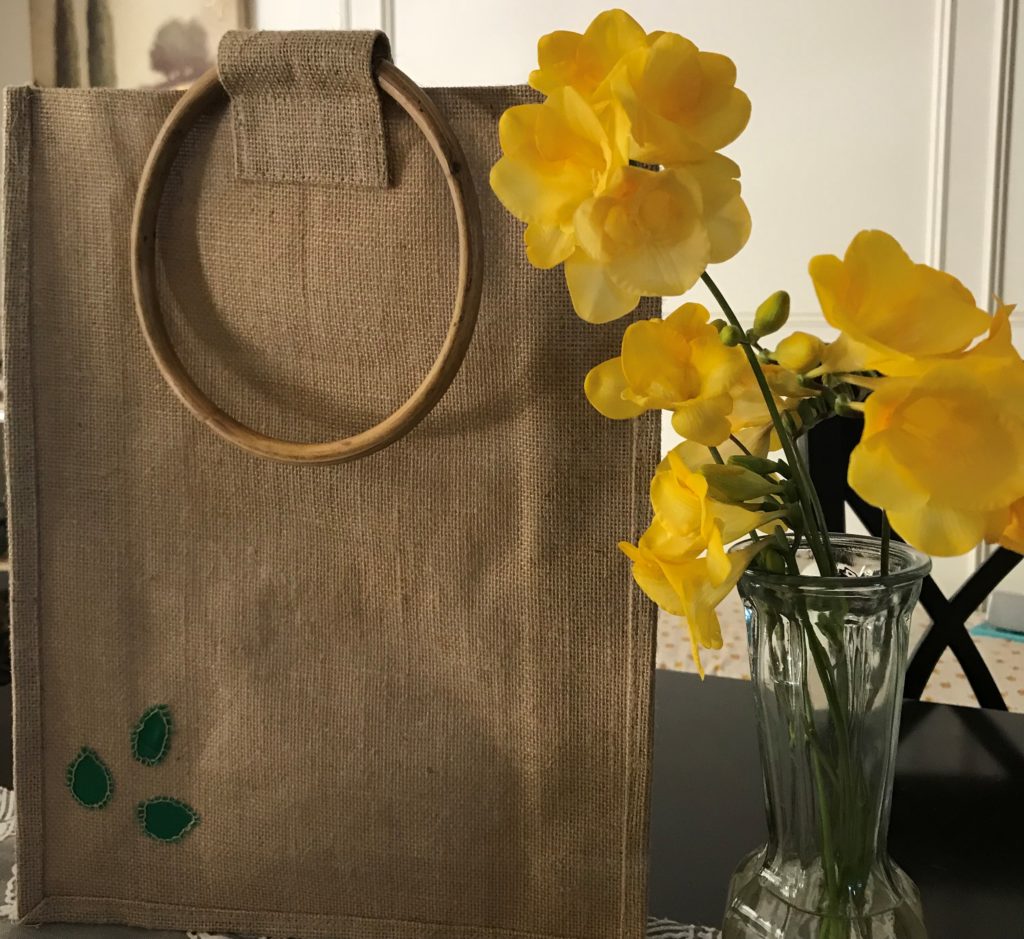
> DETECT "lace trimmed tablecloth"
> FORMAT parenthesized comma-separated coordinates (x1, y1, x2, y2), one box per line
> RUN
(0, 790, 720, 938)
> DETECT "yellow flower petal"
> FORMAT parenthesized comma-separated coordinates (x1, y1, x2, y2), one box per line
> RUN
(686, 156, 751, 264)
(573, 166, 711, 297)
(993, 498, 1024, 554)
(887, 505, 995, 558)
(866, 368, 1022, 510)
(619, 539, 684, 616)
(584, 357, 646, 419)
(817, 333, 872, 374)
(671, 396, 733, 446)
(610, 32, 750, 165)
(704, 523, 732, 586)
(524, 223, 576, 269)
(663, 534, 769, 675)
(648, 483, 705, 559)
(529, 30, 583, 96)
(848, 352, 1024, 557)
(490, 89, 620, 230)
(581, 298, 749, 440)
(688, 51, 752, 153)
(848, 431, 928, 516)
(809, 230, 992, 374)
(564, 247, 640, 322)
(621, 317, 700, 403)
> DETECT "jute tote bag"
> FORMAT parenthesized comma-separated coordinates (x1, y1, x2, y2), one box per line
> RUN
(2, 30, 659, 939)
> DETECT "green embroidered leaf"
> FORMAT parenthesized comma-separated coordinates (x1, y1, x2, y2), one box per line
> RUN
(66, 747, 113, 809)
(137, 797, 199, 842)
(131, 704, 172, 766)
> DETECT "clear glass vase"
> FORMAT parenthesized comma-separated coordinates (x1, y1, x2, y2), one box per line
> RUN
(722, 534, 931, 939)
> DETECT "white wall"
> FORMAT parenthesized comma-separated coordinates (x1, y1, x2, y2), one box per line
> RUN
(253, 0, 345, 30)
(0, 0, 32, 158)
(0, 1, 31, 88)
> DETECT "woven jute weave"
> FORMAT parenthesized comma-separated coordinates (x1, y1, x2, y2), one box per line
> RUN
(2, 31, 658, 939)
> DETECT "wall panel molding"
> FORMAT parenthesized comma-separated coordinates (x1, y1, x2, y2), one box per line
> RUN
(926, 0, 955, 272)
(348, 0, 395, 50)
(987, 0, 1019, 306)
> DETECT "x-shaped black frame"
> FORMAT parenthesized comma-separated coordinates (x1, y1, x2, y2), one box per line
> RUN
(808, 418, 1021, 711)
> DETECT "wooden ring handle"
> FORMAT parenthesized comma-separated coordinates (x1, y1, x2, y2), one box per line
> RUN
(130, 62, 483, 465)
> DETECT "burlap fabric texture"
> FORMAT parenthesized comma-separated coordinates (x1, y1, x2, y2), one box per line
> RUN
(2, 30, 659, 939)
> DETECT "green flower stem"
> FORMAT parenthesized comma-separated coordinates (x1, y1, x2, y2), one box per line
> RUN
(729, 433, 753, 456)
(881, 512, 891, 576)
(779, 545, 873, 929)
(701, 272, 837, 576)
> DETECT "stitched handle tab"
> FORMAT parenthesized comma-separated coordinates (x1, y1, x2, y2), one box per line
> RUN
(217, 30, 392, 187)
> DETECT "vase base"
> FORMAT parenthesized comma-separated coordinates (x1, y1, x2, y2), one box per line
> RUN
(722, 849, 928, 939)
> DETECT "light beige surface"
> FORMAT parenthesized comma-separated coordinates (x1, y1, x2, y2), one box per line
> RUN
(657, 594, 1024, 713)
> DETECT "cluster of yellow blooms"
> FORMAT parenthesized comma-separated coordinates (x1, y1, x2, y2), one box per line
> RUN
(490, 9, 1024, 671)
(490, 9, 751, 323)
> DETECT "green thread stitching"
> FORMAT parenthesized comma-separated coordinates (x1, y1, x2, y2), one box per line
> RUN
(130, 704, 172, 766)
(66, 747, 113, 809)
(136, 796, 200, 843)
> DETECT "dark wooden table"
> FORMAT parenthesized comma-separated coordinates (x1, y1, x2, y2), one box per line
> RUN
(649, 670, 1024, 937)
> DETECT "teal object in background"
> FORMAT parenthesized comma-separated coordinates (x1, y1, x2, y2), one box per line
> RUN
(971, 623, 1024, 643)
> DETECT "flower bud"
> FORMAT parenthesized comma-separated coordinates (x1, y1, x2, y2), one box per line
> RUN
(751, 291, 791, 338)
(719, 324, 745, 347)
(729, 454, 782, 476)
(700, 463, 782, 503)
(798, 398, 825, 425)
(774, 331, 825, 373)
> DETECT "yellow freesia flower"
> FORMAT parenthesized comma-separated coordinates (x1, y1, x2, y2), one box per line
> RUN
(489, 86, 625, 269)
(568, 166, 708, 321)
(584, 301, 747, 444)
(619, 520, 687, 618)
(567, 157, 750, 322)
(608, 30, 751, 165)
(619, 446, 782, 674)
(620, 521, 768, 675)
(848, 333, 1024, 556)
(529, 9, 648, 99)
(652, 449, 784, 548)
(809, 230, 992, 375)
(667, 527, 768, 675)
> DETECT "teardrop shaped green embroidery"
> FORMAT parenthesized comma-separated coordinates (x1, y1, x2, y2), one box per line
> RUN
(66, 747, 113, 809)
(131, 704, 172, 766)
(137, 796, 199, 842)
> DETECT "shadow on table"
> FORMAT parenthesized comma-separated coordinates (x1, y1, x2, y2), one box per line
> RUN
(892, 703, 1024, 935)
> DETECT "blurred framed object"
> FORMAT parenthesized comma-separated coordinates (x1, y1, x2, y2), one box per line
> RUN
(29, 0, 250, 89)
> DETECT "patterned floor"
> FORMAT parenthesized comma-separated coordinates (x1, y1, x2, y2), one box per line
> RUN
(657, 592, 1024, 712)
